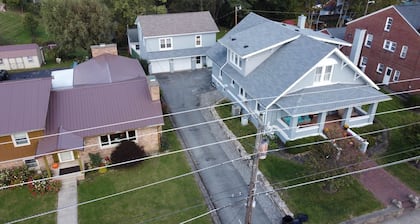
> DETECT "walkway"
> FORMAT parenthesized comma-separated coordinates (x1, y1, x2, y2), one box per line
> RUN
(57, 175, 78, 224)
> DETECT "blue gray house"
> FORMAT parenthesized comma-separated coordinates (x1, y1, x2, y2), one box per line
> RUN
(207, 13, 391, 143)
(128, 11, 219, 74)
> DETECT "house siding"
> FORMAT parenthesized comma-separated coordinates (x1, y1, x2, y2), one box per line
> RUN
(342, 7, 420, 93)
(0, 130, 44, 162)
(145, 33, 215, 52)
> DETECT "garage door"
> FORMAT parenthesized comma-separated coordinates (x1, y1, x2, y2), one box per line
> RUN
(173, 58, 191, 71)
(150, 60, 170, 74)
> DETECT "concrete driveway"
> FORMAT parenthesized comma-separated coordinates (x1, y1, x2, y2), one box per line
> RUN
(156, 69, 284, 223)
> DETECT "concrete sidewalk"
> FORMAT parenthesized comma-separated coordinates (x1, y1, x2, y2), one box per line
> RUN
(57, 176, 78, 224)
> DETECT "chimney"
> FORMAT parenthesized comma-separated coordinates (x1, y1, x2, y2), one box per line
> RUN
(90, 43, 118, 58)
(349, 29, 367, 65)
(147, 75, 160, 101)
(297, 14, 306, 29)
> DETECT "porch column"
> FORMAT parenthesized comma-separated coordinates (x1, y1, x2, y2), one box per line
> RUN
(341, 107, 353, 126)
(317, 112, 327, 133)
(367, 102, 378, 123)
(289, 116, 299, 139)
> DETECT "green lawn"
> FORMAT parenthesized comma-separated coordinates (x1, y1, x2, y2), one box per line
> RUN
(216, 26, 229, 40)
(215, 100, 383, 223)
(0, 187, 57, 223)
(78, 117, 212, 224)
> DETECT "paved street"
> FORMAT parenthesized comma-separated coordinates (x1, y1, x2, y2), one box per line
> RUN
(156, 69, 284, 224)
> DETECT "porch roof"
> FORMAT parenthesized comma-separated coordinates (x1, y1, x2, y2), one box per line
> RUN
(277, 84, 391, 116)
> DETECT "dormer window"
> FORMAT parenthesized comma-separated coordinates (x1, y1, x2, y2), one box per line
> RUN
(229, 50, 242, 69)
(384, 17, 393, 32)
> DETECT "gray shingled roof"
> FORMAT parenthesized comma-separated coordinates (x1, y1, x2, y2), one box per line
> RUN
(0, 43, 39, 58)
(395, 4, 420, 30)
(143, 47, 211, 61)
(0, 78, 51, 136)
(322, 27, 347, 40)
(277, 84, 391, 116)
(136, 11, 219, 37)
(127, 28, 139, 42)
(73, 54, 144, 86)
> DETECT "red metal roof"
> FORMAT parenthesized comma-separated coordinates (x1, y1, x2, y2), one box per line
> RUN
(0, 78, 52, 136)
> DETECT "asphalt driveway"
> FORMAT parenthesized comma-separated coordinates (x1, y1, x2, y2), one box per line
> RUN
(156, 69, 284, 223)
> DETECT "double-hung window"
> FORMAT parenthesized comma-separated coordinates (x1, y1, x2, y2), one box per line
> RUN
(195, 35, 202, 47)
(360, 56, 368, 67)
(314, 65, 333, 84)
(364, 34, 373, 47)
(384, 17, 393, 32)
(100, 130, 136, 147)
(159, 38, 172, 50)
(383, 40, 397, 52)
(229, 50, 242, 69)
(376, 63, 384, 74)
(12, 132, 30, 147)
(400, 45, 408, 59)
(393, 70, 400, 82)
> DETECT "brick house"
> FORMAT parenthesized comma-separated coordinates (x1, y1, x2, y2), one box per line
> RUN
(341, 3, 420, 94)
(34, 44, 164, 176)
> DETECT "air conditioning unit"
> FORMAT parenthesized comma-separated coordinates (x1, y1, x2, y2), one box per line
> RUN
(232, 104, 241, 116)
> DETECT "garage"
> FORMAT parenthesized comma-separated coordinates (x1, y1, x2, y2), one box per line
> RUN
(150, 60, 170, 73)
(173, 58, 191, 71)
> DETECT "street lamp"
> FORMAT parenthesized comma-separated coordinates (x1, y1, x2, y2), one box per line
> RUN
(364, 1, 375, 15)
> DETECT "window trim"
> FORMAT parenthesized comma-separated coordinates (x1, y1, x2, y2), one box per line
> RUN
(195, 35, 202, 47)
(400, 45, 408, 59)
(239, 87, 245, 98)
(383, 39, 397, 52)
(229, 50, 242, 69)
(393, 70, 400, 82)
(11, 132, 30, 147)
(376, 63, 384, 74)
(359, 56, 368, 67)
(384, 17, 393, 32)
(195, 56, 201, 64)
(99, 130, 137, 148)
(364, 34, 373, 48)
(24, 158, 39, 169)
(313, 64, 334, 85)
(231, 79, 235, 87)
(0, 58, 4, 64)
(159, 37, 173, 50)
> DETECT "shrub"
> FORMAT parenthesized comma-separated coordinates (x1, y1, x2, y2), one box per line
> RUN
(111, 141, 146, 168)
(88, 152, 103, 168)
(28, 171, 61, 196)
(0, 166, 33, 188)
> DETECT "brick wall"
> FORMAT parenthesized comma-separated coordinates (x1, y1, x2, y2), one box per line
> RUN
(90, 44, 118, 58)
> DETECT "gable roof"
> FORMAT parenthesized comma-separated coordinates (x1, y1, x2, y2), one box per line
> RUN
(0, 78, 51, 136)
(320, 27, 347, 40)
(135, 11, 219, 37)
(73, 54, 144, 86)
(0, 43, 40, 58)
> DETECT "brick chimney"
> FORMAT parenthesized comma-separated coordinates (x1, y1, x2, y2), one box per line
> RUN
(147, 75, 160, 101)
(90, 43, 118, 58)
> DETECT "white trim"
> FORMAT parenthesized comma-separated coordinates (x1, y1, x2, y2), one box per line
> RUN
(143, 31, 219, 39)
(393, 70, 400, 81)
(384, 17, 393, 32)
(376, 63, 384, 73)
(11, 132, 30, 147)
(364, 34, 373, 48)
(400, 45, 408, 58)
(241, 35, 301, 59)
(195, 35, 202, 47)
(159, 37, 173, 51)
(99, 130, 137, 149)
(58, 151, 75, 163)
(307, 35, 352, 47)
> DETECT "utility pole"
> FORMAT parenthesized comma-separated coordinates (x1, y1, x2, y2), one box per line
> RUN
(364, 1, 375, 16)
(235, 5, 242, 25)
(244, 125, 268, 224)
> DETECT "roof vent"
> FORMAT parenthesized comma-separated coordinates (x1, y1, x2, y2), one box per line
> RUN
(231, 38, 236, 41)
(244, 45, 249, 48)
(99, 43, 106, 47)
(282, 23, 286, 26)
(294, 29, 299, 32)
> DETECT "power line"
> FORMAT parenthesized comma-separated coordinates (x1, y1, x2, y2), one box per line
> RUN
(5, 122, 420, 223)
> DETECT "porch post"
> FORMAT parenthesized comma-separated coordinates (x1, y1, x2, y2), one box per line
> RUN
(341, 107, 353, 126)
(289, 116, 299, 139)
(317, 112, 327, 133)
(367, 102, 378, 123)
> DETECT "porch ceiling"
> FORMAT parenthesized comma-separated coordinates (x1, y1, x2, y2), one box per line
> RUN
(276, 84, 391, 116)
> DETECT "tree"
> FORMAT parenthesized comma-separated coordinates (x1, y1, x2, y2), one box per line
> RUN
(111, 141, 147, 168)
(40, 0, 113, 58)
(23, 13, 38, 42)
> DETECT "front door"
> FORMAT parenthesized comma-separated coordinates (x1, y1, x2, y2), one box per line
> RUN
(382, 67, 393, 85)
(195, 56, 202, 69)
(58, 151, 75, 162)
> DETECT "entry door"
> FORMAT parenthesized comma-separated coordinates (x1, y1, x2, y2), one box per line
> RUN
(382, 67, 393, 85)
(58, 151, 75, 162)
(195, 56, 202, 69)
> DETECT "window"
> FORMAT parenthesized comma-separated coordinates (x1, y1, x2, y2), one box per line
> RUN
(383, 40, 397, 52)
(195, 35, 202, 47)
(159, 38, 172, 50)
(100, 130, 136, 147)
(364, 34, 373, 47)
(400, 45, 408, 59)
(229, 50, 242, 69)
(231, 79, 235, 86)
(384, 17, 393, 32)
(195, 56, 201, 64)
(12, 132, 30, 147)
(393, 70, 400, 82)
(239, 87, 245, 97)
(27, 56, 33, 62)
(314, 65, 333, 84)
(25, 159, 38, 168)
(135, 44, 140, 50)
(0, 58, 3, 64)
(360, 56, 368, 67)
(376, 63, 384, 73)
